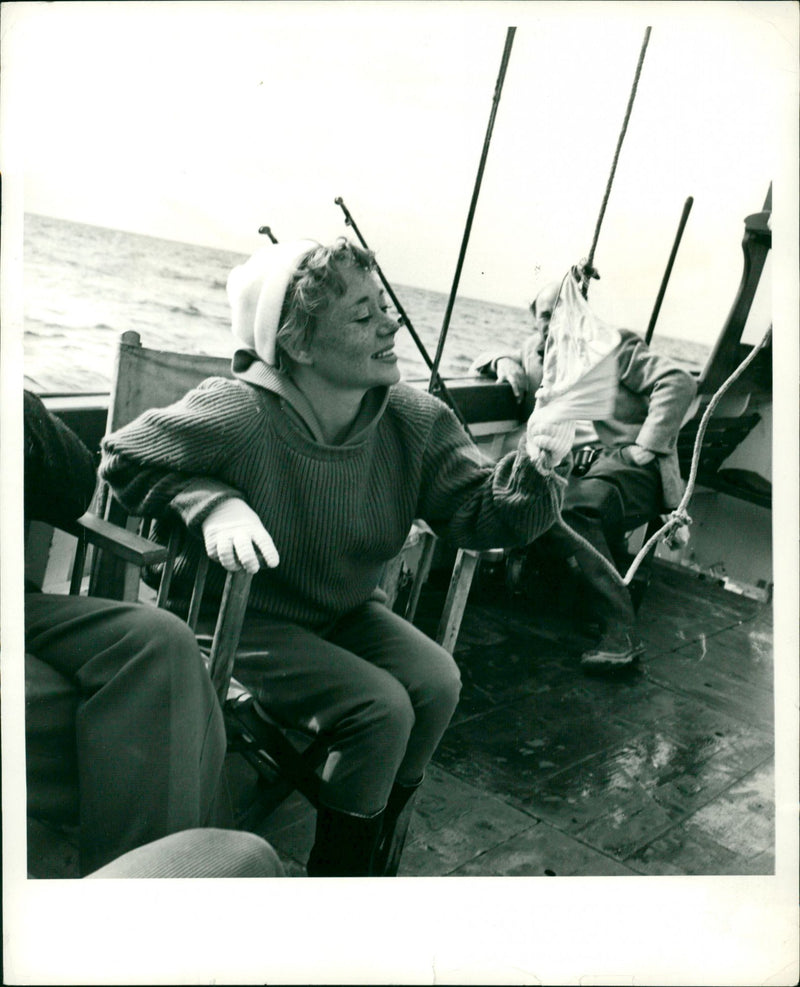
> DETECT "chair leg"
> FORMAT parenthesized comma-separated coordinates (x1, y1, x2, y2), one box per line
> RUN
(224, 696, 323, 808)
(436, 549, 481, 654)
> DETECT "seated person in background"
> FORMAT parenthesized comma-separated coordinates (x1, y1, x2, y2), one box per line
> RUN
(99, 237, 570, 877)
(24, 390, 228, 876)
(471, 272, 697, 671)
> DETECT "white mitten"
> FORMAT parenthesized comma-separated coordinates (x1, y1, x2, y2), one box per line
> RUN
(526, 419, 575, 472)
(201, 498, 279, 574)
(623, 443, 656, 466)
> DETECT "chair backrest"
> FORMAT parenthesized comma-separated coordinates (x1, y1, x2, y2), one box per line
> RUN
(94, 329, 234, 582)
(92, 330, 250, 702)
(107, 329, 233, 433)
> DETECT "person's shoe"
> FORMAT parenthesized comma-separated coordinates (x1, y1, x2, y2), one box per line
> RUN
(580, 629, 644, 672)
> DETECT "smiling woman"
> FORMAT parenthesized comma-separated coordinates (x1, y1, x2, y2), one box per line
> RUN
(97, 234, 573, 878)
(277, 240, 402, 441)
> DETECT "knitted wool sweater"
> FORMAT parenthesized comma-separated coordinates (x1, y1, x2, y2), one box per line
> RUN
(25, 390, 97, 528)
(100, 364, 565, 630)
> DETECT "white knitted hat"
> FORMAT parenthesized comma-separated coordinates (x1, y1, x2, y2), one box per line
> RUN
(227, 240, 318, 365)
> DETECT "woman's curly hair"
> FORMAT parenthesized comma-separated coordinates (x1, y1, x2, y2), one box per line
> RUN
(275, 237, 375, 366)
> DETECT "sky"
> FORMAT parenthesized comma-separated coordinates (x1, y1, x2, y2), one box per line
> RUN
(2, 0, 797, 348)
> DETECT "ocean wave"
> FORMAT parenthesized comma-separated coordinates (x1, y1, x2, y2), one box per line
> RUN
(23, 215, 711, 393)
(169, 303, 203, 317)
(160, 267, 206, 284)
(24, 319, 68, 338)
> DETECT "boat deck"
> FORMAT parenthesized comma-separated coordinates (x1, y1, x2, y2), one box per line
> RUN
(257, 560, 774, 877)
(26, 557, 774, 879)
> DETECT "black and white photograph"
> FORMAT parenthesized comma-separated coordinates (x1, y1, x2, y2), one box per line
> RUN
(2, 1, 797, 984)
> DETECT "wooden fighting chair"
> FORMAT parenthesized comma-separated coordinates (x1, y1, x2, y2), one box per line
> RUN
(26, 332, 439, 872)
(81, 330, 325, 826)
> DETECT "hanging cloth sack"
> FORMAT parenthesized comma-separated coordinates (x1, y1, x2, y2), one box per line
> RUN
(526, 273, 621, 471)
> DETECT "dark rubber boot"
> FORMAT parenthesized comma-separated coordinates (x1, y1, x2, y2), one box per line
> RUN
(306, 804, 384, 877)
(373, 779, 422, 877)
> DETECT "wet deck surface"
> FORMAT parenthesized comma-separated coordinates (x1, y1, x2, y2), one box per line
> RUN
(258, 561, 774, 877)
(27, 559, 774, 879)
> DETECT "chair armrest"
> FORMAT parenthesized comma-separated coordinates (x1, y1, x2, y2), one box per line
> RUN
(61, 513, 169, 567)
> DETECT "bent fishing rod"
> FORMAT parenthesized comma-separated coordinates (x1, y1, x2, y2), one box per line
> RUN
(334, 196, 473, 437)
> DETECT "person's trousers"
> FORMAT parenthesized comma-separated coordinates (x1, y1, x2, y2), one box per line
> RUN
(210, 601, 462, 817)
(544, 448, 662, 631)
(87, 828, 283, 879)
(25, 593, 227, 876)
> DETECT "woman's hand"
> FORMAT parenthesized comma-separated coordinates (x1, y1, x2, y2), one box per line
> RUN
(202, 498, 279, 574)
(495, 357, 529, 403)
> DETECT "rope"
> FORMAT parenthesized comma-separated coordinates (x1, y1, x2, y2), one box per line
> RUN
(582, 26, 651, 299)
(535, 324, 773, 589)
(620, 324, 772, 585)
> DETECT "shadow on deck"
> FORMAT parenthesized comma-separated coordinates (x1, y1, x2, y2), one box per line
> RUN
(257, 561, 774, 878)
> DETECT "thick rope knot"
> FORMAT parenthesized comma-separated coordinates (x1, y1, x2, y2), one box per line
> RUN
(667, 508, 692, 529)
(527, 420, 576, 476)
(661, 508, 692, 551)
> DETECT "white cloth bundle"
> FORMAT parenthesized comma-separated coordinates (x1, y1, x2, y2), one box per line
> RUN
(526, 274, 621, 466)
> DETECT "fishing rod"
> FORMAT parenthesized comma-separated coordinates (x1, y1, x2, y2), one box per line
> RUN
(334, 196, 474, 436)
(645, 195, 693, 345)
(428, 26, 516, 393)
(581, 25, 652, 299)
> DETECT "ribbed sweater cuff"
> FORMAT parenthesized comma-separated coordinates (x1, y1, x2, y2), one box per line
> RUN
(170, 477, 246, 530)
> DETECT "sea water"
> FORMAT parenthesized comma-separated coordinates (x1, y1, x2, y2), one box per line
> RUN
(22, 213, 710, 394)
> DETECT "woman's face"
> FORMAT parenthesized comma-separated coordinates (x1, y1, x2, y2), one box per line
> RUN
(306, 264, 401, 391)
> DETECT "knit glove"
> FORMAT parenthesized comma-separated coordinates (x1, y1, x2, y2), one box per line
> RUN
(622, 443, 656, 466)
(201, 498, 279, 574)
(526, 419, 575, 473)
